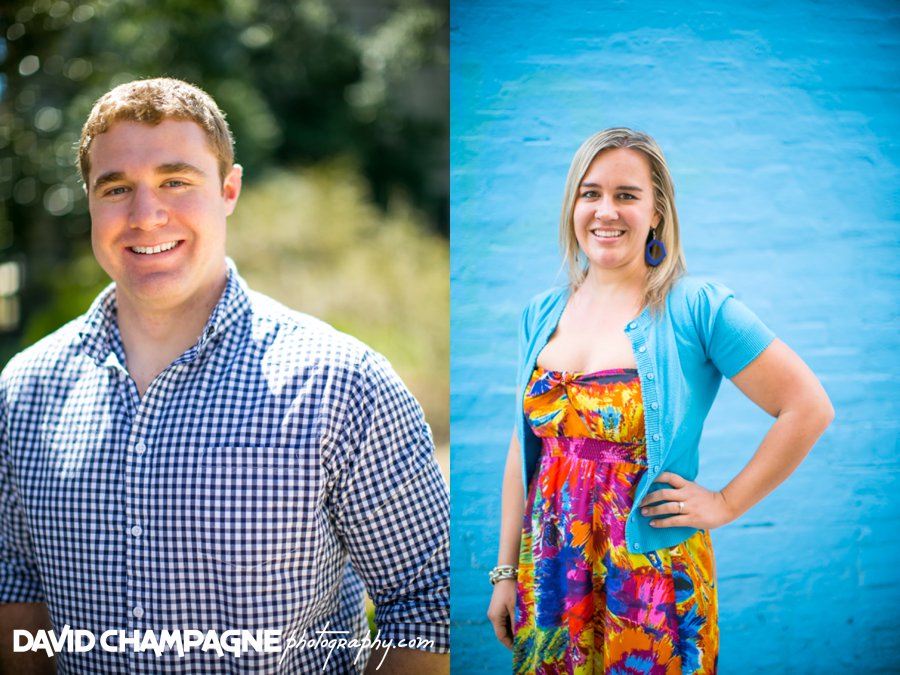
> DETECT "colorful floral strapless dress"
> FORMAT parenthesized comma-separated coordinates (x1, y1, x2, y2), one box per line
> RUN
(513, 367, 718, 674)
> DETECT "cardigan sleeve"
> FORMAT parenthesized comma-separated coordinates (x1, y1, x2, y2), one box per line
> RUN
(514, 299, 534, 446)
(517, 301, 531, 378)
(690, 280, 776, 379)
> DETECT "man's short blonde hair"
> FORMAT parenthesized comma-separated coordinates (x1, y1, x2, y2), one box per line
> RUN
(79, 77, 234, 186)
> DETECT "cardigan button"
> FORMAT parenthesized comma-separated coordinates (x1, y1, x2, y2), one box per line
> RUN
(647, 373, 655, 380)
(632, 542, 641, 552)
(651, 402, 659, 410)
(653, 433, 660, 441)
(628, 322, 637, 330)
(638, 346, 647, 353)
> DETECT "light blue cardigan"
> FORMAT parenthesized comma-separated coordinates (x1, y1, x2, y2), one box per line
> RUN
(516, 276, 776, 553)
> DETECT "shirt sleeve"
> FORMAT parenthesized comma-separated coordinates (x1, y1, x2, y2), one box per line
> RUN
(323, 350, 449, 653)
(691, 280, 777, 379)
(0, 383, 46, 603)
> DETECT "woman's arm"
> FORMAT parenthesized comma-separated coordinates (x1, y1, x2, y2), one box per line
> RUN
(639, 338, 834, 528)
(486, 431, 524, 649)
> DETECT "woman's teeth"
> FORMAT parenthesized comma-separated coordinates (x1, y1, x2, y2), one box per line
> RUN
(592, 230, 623, 238)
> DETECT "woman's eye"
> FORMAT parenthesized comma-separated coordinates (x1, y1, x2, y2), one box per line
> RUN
(581, 190, 599, 199)
(618, 193, 637, 200)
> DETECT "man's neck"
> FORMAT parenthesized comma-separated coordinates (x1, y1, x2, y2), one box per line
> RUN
(116, 279, 226, 396)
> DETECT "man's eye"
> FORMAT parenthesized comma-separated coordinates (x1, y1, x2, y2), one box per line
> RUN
(104, 186, 128, 197)
(164, 179, 186, 188)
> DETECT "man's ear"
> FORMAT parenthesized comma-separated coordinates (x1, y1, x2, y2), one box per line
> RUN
(223, 164, 243, 215)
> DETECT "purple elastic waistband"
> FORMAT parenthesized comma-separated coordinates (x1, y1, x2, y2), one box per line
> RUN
(541, 436, 646, 466)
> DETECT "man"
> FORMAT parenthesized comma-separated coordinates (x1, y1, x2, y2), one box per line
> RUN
(0, 78, 449, 674)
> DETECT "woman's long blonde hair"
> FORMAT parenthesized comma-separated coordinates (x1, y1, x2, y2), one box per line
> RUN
(559, 128, 686, 313)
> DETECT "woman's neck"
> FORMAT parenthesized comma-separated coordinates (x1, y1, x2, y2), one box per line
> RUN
(578, 264, 646, 309)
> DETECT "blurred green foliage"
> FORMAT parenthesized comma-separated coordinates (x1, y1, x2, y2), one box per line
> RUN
(0, 0, 448, 371)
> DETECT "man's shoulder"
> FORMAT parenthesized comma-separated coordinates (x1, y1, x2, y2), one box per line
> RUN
(244, 290, 377, 371)
(1, 315, 88, 387)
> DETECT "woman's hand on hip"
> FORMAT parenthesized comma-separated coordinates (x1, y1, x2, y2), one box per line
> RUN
(487, 579, 517, 650)
(638, 471, 737, 530)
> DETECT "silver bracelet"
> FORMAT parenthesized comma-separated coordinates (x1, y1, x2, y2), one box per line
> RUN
(489, 564, 518, 585)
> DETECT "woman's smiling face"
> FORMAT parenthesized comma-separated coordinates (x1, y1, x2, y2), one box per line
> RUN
(572, 147, 660, 275)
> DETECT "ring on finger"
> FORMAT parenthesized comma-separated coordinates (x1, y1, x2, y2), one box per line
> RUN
(677, 501, 684, 513)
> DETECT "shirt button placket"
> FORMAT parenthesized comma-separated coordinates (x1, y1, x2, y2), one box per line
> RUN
(126, 433, 147, 632)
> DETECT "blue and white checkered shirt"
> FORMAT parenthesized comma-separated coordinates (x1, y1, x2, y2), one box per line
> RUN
(0, 264, 449, 673)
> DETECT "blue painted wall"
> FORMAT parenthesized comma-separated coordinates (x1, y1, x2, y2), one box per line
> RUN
(449, 1, 900, 673)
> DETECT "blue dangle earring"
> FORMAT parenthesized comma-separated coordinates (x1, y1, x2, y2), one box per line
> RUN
(645, 228, 666, 267)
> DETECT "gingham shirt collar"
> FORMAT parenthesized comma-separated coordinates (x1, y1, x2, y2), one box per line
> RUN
(77, 260, 250, 368)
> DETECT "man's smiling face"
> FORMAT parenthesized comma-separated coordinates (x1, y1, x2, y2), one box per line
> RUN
(87, 118, 241, 316)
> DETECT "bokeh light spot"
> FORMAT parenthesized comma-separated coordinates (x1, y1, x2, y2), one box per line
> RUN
(64, 58, 92, 81)
(35, 107, 62, 133)
(6, 24, 25, 41)
(72, 4, 94, 22)
(13, 178, 37, 205)
(19, 55, 40, 77)
(44, 184, 74, 216)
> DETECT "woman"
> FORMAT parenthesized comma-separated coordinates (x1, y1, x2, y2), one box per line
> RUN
(486, 128, 834, 673)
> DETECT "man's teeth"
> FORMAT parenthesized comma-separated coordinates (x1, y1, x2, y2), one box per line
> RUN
(592, 230, 624, 238)
(131, 242, 178, 254)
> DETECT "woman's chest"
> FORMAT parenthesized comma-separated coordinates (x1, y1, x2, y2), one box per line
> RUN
(536, 316, 637, 372)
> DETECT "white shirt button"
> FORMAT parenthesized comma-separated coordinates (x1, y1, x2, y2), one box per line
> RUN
(133, 442, 146, 455)
(132, 606, 144, 619)
(651, 402, 659, 410)
(131, 525, 143, 537)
